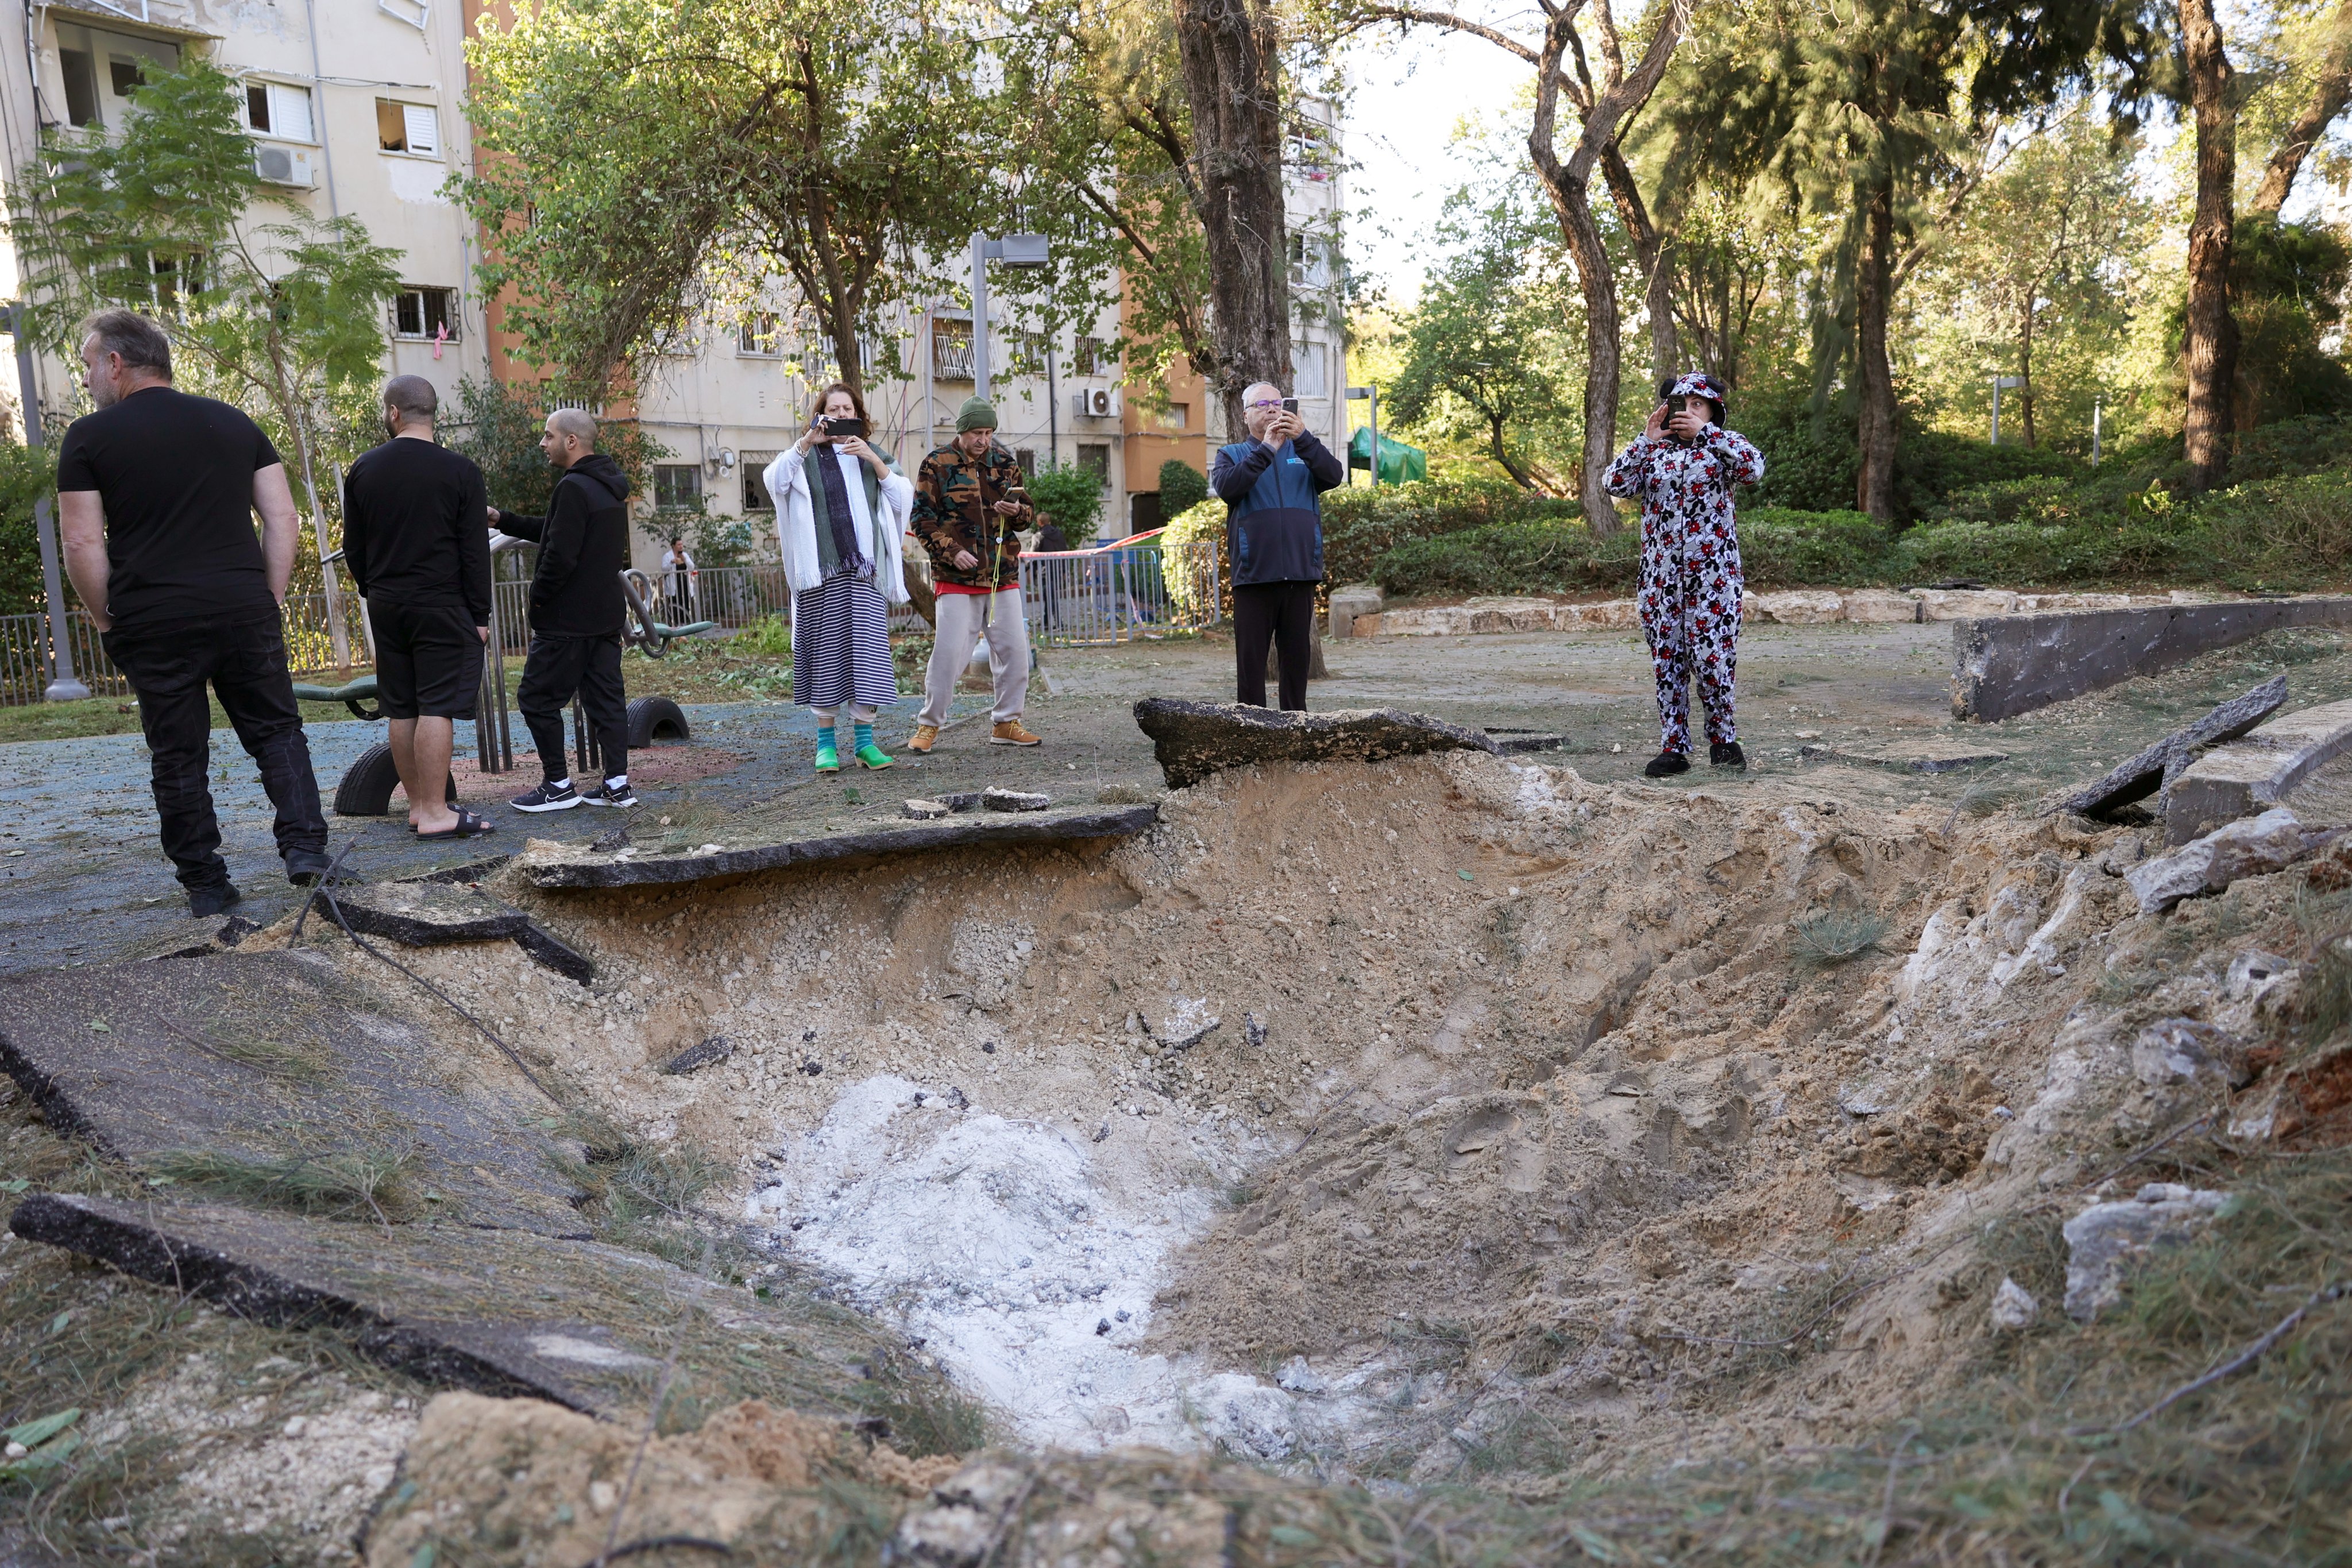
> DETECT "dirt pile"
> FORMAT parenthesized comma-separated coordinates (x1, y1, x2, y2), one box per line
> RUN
(361, 1392, 957, 1565)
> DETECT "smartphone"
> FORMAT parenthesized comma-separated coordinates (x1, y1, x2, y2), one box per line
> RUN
(1663, 394, 1689, 414)
(820, 416, 867, 438)
(1280, 397, 1299, 414)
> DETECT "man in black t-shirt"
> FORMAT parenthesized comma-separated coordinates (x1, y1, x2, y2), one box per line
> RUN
(56, 310, 332, 916)
(343, 376, 495, 840)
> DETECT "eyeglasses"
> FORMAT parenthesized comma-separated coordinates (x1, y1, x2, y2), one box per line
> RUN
(1245, 399, 1284, 410)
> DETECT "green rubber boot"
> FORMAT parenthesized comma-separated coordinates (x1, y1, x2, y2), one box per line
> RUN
(814, 728, 840, 772)
(856, 743, 894, 770)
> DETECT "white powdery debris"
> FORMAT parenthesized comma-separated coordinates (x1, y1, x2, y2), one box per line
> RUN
(748, 1075, 1303, 1455)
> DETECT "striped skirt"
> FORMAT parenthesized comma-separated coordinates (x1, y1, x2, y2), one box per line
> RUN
(791, 573, 898, 710)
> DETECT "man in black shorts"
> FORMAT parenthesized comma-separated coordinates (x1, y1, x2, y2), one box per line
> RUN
(342, 375, 495, 839)
(56, 310, 333, 914)
(486, 407, 637, 811)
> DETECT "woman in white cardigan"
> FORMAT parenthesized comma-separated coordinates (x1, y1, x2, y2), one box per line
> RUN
(764, 382, 914, 771)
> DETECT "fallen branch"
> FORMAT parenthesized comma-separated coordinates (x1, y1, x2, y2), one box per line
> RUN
(2096, 1281, 2349, 1435)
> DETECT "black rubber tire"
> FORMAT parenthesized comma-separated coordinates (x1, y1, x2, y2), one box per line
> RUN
(331, 742, 458, 816)
(627, 694, 691, 749)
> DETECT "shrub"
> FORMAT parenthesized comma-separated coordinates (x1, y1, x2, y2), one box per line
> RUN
(1322, 472, 1579, 588)
(1157, 458, 1208, 516)
(1027, 463, 1106, 542)
(0, 439, 57, 615)
(1372, 519, 1631, 598)
(1739, 508, 1894, 587)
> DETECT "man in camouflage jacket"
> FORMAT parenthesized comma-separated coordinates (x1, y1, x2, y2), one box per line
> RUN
(907, 396, 1042, 751)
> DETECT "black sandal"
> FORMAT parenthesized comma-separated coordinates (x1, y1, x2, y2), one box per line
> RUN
(416, 808, 497, 840)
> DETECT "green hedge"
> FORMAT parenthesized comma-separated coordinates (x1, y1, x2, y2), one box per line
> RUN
(1321, 473, 1578, 588)
(1365, 468, 2352, 598)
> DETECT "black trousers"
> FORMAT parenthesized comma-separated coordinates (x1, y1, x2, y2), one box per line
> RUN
(103, 611, 329, 890)
(517, 634, 627, 785)
(1234, 580, 1316, 712)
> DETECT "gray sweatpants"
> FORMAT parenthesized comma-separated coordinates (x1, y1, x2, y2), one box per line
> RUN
(918, 588, 1029, 727)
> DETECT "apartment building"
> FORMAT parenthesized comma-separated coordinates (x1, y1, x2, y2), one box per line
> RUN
(1, 2, 1346, 569)
(0, 0, 492, 438)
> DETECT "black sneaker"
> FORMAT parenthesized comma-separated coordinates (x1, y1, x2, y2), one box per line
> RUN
(187, 882, 242, 918)
(581, 780, 639, 809)
(283, 849, 355, 887)
(509, 779, 581, 813)
(1709, 741, 1747, 768)
(1643, 751, 1691, 778)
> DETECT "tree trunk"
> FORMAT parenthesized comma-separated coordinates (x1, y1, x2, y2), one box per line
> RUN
(2018, 302, 2037, 449)
(1600, 146, 1681, 384)
(2250, 0, 2351, 217)
(2180, 0, 2238, 492)
(1173, 0, 1291, 436)
(1852, 174, 1898, 523)
(1550, 183, 1628, 538)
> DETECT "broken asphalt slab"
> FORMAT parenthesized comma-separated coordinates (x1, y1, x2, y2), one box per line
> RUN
(1132, 699, 1500, 789)
(0, 952, 586, 1234)
(2050, 675, 2289, 820)
(322, 882, 596, 983)
(512, 803, 1159, 889)
(2166, 696, 2352, 844)
(6, 1193, 876, 1423)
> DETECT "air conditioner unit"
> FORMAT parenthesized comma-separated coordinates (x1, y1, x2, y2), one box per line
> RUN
(253, 144, 316, 187)
(1075, 387, 1117, 419)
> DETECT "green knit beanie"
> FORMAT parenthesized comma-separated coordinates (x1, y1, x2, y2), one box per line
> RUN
(955, 396, 998, 432)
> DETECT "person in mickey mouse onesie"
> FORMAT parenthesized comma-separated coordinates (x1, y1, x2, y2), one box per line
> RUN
(1603, 371, 1765, 777)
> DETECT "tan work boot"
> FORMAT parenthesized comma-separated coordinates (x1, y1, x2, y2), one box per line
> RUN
(991, 719, 1042, 746)
(906, 724, 940, 754)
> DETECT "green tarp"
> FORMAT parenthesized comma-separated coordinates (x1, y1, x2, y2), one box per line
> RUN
(1347, 426, 1428, 485)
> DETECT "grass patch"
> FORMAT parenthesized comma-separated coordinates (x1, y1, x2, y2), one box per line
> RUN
(147, 1146, 422, 1224)
(1789, 908, 1891, 967)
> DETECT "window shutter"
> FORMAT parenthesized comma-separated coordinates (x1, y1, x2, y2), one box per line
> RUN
(401, 103, 438, 157)
(269, 83, 314, 142)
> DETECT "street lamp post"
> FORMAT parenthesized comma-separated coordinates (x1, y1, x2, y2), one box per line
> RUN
(1346, 384, 1378, 488)
(968, 231, 1051, 404)
(1990, 374, 2024, 446)
(6, 303, 90, 701)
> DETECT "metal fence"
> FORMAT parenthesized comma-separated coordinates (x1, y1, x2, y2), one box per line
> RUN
(0, 587, 362, 708)
(1020, 537, 1221, 647)
(2, 540, 1222, 705)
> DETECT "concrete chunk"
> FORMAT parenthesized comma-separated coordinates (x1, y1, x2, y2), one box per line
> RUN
(1133, 699, 1500, 789)
(2124, 807, 2312, 915)
(1327, 583, 1382, 640)
(2166, 697, 2352, 844)
(1828, 738, 2010, 773)
(5, 1194, 864, 1423)
(1952, 597, 2352, 722)
(0, 952, 586, 1234)
(2049, 675, 2288, 820)
(2062, 1183, 2227, 1320)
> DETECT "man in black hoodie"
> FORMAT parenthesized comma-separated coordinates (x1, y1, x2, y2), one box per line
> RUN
(487, 408, 637, 811)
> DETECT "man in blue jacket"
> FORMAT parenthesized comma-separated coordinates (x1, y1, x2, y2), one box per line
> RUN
(1208, 383, 1345, 710)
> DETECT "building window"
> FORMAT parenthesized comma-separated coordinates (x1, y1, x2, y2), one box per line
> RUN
(390, 286, 457, 341)
(377, 99, 439, 157)
(1072, 335, 1114, 376)
(244, 80, 315, 141)
(59, 48, 100, 126)
(741, 453, 779, 513)
(1292, 345, 1328, 398)
(1014, 447, 1037, 476)
(148, 250, 202, 308)
(1076, 443, 1110, 484)
(108, 58, 145, 98)
(737, 313, 781, 357)
(652, 465, 702, 512)
(1152, 404, 1188, 432)
(932, 318, 973, 381)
